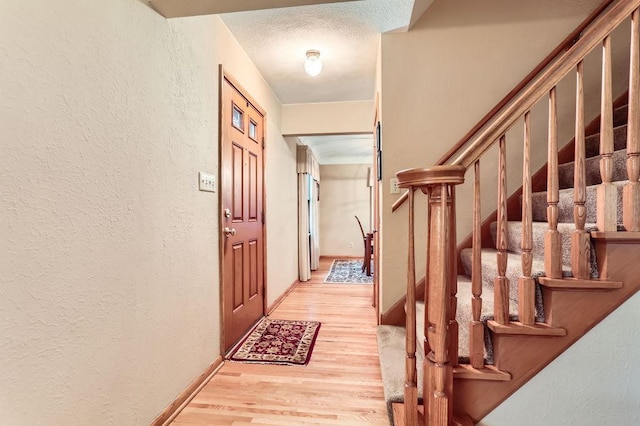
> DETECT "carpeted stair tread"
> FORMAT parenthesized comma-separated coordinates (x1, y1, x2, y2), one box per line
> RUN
(415, 278, 478, 362)
(613, 104, 628, 127)
(531, 180, 626, 223)
(538, 275, 622, 290)
(489, 221, 594, 268)
(454, 275, 517, 361)
(376, 325, 424, 422)
(460, 248, 570, 304)
(584, 123, 628, 158)
(419, 276, 502, 362)
(557, 148, 627, 189)
(378, 103, 631, 421)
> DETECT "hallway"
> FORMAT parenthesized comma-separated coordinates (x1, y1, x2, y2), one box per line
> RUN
(171, 257, 389, 425)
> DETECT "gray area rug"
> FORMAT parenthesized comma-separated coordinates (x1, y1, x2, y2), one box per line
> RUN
(324, 259, 373, 284)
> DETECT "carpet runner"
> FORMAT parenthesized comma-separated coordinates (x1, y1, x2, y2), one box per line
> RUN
(324, 259, 373, 284)
(228, 318, 321, 366)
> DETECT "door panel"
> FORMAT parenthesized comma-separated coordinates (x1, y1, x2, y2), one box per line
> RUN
(232, 243, 244, 309)
(232, 143, 244, 222)
(249, 152, 258, 221)
(249, 239, 258, 298)
(221, 76, 265, 351)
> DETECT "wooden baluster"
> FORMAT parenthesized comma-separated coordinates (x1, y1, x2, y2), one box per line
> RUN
(470, 160, 484, 368)
(422, 188, 431, 426)
(519, 112, 535, 325)
(546, 87, 563, 278)
(448, 186, 459, 368)
(598, 35, 618, 232)
(424, 188, 431, 358)
(625, 8, 640, 231)
(404, 188, 418, 425)
(572, 61, 591, 279)
(494, 135, 510, 324)
(426, 184, 453, 426)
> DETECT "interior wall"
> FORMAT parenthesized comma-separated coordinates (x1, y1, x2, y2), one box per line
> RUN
(265, 136, 299, 303)
(0, 0, 297, 424)
(479, 292, 640, 425)
(281, 100, 375, 135)
(379, 0, 606, 312)
(319, 164, 372, 257)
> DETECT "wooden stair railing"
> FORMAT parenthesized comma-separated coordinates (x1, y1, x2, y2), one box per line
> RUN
(545, 87, 563, 278)
(449, 1, 640, 169)
(519, 111, 535, 326)
(391, 0, 617, 214)
(404, 187, 417, 425)
(572, 60, 591, 280)
(394, 0, 640, 423)
(397, 166, 466, 426)
(493, 136, 510, 325)
(469, 160, 484, 369)
(598, 34, 618, 232)
(625, 8, 640, 231)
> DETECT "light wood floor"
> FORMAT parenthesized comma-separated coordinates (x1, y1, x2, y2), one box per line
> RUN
(171, 257, 389, 425)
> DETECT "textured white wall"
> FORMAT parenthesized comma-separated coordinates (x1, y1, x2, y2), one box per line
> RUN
(265, 134, 299, 303)
(319, 164, 372, 257)
(0, 0, 297, 424)
(480, 292, 640, 425)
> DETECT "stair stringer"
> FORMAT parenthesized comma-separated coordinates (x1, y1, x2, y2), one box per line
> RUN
(452, 234, 640, 423)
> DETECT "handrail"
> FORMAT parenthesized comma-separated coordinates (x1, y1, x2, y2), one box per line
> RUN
(399, 2, 640, 423)
(391, 0, 615, 213)
(437, 0, 615, 166)
(391, 189, 410, 212)
(452, 0, 639, 169)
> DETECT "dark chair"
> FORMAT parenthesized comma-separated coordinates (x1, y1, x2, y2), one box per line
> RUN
(355, 215, 374, 276)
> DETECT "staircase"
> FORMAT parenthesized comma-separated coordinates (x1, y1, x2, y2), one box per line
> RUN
(377, 1, 640, 424)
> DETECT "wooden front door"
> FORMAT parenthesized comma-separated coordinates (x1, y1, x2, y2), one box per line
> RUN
(221, 74, 265, 352)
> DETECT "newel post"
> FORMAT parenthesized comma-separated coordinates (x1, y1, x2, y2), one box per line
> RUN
(397, 165, 465, 426)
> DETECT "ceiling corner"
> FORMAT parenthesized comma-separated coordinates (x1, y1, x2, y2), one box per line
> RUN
(408, 0, 435, 30)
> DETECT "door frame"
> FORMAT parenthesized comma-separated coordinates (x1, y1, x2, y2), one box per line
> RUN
(218, 66, 268, 354)
(372, 93, 380, 322)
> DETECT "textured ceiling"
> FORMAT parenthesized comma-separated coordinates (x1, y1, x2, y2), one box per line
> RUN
(296, 134, 373, 164)
(149, 0, 360, 18)
(221, 0, 415, 104)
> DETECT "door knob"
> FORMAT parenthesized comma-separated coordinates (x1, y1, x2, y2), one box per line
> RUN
(224, 227, 237, 237)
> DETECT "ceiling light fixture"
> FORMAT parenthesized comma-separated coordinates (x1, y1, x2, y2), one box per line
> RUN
(304, 50, 322, 77)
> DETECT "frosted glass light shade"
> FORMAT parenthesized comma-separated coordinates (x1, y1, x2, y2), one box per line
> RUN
(304, 50, 322, 76)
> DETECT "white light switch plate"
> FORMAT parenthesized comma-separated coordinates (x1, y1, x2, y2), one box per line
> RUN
(390, 177, 400, 194)
(199, 172, 216, 193)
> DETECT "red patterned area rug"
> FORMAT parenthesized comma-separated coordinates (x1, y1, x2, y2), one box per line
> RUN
(228, 318, 321, 366)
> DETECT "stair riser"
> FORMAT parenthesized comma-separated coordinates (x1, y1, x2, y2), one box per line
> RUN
(532, 182, 625, 224)
(557, 149, 627, 189)
(490, 222, 576, 267)
(460, 248, 559, 307)
(584, 124, 627, 159)
(612, 104, 628, 127)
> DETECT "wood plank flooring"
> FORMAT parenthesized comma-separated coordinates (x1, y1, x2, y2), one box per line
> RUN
(171, 257, 389, 425)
